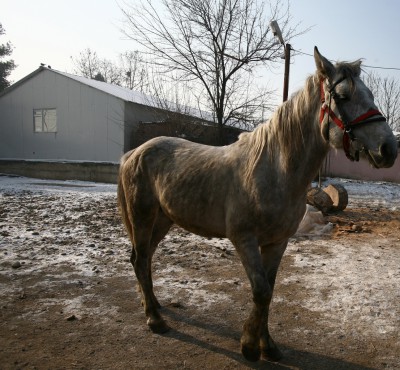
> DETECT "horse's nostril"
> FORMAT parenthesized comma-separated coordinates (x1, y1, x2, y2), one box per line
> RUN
(380, 141, 397, 157)
(379, 140, 398, 166)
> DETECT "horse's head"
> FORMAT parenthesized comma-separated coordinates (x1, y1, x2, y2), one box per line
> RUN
(315, 47, 398, 168)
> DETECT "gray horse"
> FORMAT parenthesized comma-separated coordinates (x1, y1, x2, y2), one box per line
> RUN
(118, 47, 397, 362)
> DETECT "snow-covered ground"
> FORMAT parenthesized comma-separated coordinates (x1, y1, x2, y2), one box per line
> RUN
(0, 175, 116, 194)
(0, 174, 399, 280)
(322, 177, 400, 211)
(0, 174, 399, 366)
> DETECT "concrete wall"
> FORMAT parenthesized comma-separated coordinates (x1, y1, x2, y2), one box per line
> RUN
(0, 69, 125, 162)
(323, 149, 400, 183)
(0, 160, 119, 184)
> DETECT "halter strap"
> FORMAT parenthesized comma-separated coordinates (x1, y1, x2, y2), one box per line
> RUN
(319, 78, 386, 161)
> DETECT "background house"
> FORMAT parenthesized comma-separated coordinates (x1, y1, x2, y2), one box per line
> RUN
(0, 66, 195, 162)
(0, 66, 241, 182)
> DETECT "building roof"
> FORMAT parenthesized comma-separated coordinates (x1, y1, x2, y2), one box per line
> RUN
(0, 66, 211, 120)
(57, 68, 166, 107)
(1, 66, 159, 106)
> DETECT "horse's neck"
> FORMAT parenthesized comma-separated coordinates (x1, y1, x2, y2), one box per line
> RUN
(265, 77, 328, 188)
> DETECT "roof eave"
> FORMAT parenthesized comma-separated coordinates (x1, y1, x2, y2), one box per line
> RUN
(0, 66, 48, 98)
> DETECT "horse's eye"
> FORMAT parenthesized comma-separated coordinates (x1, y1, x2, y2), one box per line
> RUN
(338, 95, 349, 101)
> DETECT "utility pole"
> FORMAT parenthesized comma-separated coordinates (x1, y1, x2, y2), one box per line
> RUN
(270, 20, 291, 102)
(283, 43, 291, 102)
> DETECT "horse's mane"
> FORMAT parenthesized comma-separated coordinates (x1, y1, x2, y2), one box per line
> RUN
(239, 73, 322, 182)
(239, 60, 362, 185)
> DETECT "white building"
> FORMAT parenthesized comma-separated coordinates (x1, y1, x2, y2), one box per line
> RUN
(0, 66, 179, 163)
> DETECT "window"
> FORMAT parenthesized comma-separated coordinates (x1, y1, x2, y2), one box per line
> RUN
(34, 109, 57, 132)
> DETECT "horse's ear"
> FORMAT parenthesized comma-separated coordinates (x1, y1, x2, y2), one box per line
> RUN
(350, 60, 362, 77)
(314, 46, 335, 80)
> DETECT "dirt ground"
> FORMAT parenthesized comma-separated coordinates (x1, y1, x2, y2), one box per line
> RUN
(0, 177, 399, 369)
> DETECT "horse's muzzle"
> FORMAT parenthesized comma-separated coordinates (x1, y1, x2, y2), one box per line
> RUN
(366, 139, 398, 168)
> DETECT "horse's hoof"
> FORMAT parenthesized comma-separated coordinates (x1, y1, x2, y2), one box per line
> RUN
(241, 344, 261, 362)
(261, 346, 283, 362)
(147, 318, 170, 334)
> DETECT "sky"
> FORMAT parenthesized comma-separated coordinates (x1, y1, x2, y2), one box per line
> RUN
(2, 0, 400, 100)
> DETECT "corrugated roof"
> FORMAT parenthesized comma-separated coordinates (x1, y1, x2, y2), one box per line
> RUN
(45, 67, 160, 107)
(1, 66, 211, 120)
(56, 68, 217, 120)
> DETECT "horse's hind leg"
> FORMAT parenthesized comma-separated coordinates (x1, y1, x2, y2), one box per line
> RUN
(259, 241, 288, 361)
(231, 235, 269, 362)
(146, 210, 173, 309)
(131, 211, 171, 309)
(132, 207, 172, 334)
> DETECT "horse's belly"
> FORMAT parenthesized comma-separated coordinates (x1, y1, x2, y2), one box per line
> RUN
(160, 200, 227, 239)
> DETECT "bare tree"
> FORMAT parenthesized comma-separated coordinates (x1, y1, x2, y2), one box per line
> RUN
(98, 58, 122, 85)
(71, 48, 122, 85)
(364, 71, 400, 131)
(71, 48, 99, 79)
(120, 0, 302, 140)
(119, 51, 148, 90)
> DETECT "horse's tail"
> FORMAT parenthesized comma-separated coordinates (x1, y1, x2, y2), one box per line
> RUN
(117, 150, 135, 245)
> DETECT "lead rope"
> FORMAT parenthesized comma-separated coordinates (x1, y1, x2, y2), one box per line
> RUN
(318, 85, 332, 188)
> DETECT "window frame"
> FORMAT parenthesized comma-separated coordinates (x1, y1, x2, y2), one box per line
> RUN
(33, 108, 57, 133)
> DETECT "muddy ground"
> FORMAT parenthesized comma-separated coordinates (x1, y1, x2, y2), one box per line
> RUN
(0, 176, 399, 369)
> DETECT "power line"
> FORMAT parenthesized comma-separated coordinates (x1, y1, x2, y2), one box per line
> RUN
(292, 48, 400, 72)
(363, 65, 400, 71)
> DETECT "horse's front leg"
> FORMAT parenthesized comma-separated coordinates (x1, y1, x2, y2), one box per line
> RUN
(259, 241, 288, 361)
(232, 235, 270, 362)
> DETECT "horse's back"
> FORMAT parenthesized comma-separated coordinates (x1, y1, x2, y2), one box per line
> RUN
(120, 136, 239, 237)
(123, 136, 230, 177)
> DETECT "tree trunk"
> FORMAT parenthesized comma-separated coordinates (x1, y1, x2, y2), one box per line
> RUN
(323, 184, 348, 212)
(306, 187, 333, 214)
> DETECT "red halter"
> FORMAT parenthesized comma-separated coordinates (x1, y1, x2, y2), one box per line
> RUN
(319, 78, 386, 161)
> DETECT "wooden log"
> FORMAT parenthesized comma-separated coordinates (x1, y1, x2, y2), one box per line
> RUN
(306, 187, 333, 214)
(323, 184, 348, 212)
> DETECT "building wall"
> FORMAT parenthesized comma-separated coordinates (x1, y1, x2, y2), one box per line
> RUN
(123, 102, 167, 152)
(323, 148, 400, 183)
(0, 69, 125, 162)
